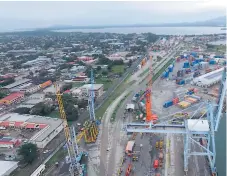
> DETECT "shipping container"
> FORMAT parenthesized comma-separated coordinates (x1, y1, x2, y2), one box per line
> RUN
(189, 95, 201, 101)
(153, 160, 159, 169)
(163, 100, 173, 108)
(183, 62, 190, 68)
(185, 97, 197, 104)
(177, 80, 185, 85)
(172, 97, 179, 105)
(209, 60, 216, 65)
(178, 101, 191, 108)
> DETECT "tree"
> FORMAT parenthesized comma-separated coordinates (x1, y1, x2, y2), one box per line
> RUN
(102, 70, 108, 76)
(18, 143, 38, 164)
(107, 65, 112, 71)
(0, 92, 7, 99)
(65, 104, 79, 121)
(14, 107, 30, 114)
(97, 66, 102, 71)
(128, 60, 133, 67)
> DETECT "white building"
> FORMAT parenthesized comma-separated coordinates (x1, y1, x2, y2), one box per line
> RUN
(0, 113, 64, 148)
(0, 161, 18, 176)
(80, 84, 104, 98)
(192, 67, 225, 88)
(22, 56, 51, 67)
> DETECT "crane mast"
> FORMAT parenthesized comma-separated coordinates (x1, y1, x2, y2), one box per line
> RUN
(55, 84, 81, 176)
(145, 55, 158, 122)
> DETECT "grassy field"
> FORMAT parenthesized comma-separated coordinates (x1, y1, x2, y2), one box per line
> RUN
(95, 82, 127, 119)
(95, 77, 113, 91)
(45, 148, 67, 167)
(139, 68, 149, 77)
(112, 65, 125, 74)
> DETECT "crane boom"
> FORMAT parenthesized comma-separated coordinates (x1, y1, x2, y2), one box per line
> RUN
(55, 84, 80, 176)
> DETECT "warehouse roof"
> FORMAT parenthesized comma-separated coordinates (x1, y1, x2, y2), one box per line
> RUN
(27, 116, 63, 142)
(0, 92, 24, 102)
(80, 84, 103, 90)
(187, 119, 209, 131)
(193, 67, 225, 86)
(0, 161, 18, 176)
(3, 79, 31, 89)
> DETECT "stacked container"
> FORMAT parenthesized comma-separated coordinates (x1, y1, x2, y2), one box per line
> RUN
(209, 60, 216, 65)
(177, 80, 185, 85)
(199, 62, 209, 69)
(168, 64, 174, 72)
(183, 62, 190, 68)
(191, 52, 197, 57)
(172, 98, 179, 105)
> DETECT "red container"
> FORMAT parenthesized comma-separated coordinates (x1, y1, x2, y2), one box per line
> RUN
(153, 160, 159, 169)
(173, 97, 179, 105)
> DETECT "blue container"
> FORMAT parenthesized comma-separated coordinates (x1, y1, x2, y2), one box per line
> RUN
(214, 55, 224, 58)
(187, 91, 194, 95)
(181, 55, 184, 59)
(191, 61, 196, 66)
(209, 60, 216, 65)
(191, 52, 197, 57)
(135, 93, 140, 97)
(163, 101, 173, 108)
(178, 80, 185, 85)
(183, 62, 190, 68)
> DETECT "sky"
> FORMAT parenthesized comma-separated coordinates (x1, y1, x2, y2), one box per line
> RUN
(0, 1, 226, 31)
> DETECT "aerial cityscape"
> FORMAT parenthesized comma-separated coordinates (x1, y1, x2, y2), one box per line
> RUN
(0, 1, 226, 176)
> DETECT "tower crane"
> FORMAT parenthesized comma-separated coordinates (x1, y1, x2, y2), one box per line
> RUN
(145, 55, 158, 122)
(55, 83, 81, 176)
(125, 67, 226, 176)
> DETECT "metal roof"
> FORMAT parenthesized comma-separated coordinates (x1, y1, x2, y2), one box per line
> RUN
(0, 161, 18, 176)
(187, 119, 209, 132)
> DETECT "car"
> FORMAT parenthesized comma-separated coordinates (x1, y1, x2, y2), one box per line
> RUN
(43, 150, 49, 154)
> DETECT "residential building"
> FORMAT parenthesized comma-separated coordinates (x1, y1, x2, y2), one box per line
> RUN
(80, 84, 104, 98)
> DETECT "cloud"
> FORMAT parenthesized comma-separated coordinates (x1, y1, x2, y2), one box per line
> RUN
(0, 1, 225, 30)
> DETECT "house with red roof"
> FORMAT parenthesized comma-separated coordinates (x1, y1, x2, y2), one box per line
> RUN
(0, 92, 24, 105)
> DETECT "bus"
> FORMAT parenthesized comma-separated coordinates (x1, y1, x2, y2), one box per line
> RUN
(125, 141, 135, 156)
(30, 164, 45, 176)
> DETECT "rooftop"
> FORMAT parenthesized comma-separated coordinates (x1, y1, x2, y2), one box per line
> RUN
(0, 92, 24, 102)
(80, 84, 103, 90)
(3, 79, 31, 89)
(0, 160, 18, 176)
(187, 119, 209, 132)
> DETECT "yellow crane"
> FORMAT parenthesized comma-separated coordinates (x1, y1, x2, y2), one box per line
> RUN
(55, 83, 81, 176)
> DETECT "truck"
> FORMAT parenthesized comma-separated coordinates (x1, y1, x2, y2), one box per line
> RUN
(159, 141, 163, 149)
(156, 141, 159, 149)
(159, 152, 164, 162)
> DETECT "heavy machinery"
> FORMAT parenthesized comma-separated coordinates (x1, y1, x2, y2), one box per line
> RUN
(145, 55, 158, 122)
(76, 69, 99, 144)
(125, 68, 226, 176)
(55, 84, 81, 176)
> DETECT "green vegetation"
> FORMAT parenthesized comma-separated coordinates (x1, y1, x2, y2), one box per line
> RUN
(157, 56, 163, 62)
(48, 110, 61, 118)
(206, 44, 226, 53)
(95, 82, 127, 119)
(95, 77, 112, 91)
(45, 148, 67, 167)
(139, 68, 149, 77)
(112, 65, 125, 74)
(18, 143, 38, 164)
(152, 59, 174, 81)
(0, 92, 7, 99)
(111, 91, 132, 122)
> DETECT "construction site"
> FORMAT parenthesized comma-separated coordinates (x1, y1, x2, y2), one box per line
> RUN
(26, 40, 226, 176)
